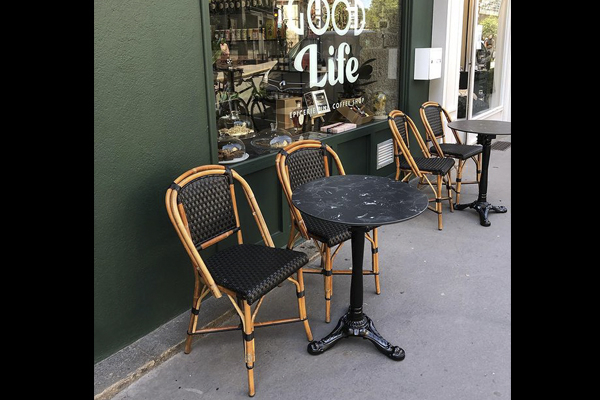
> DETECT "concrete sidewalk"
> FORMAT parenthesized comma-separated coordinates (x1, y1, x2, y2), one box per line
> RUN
(101, 139, 511, 400)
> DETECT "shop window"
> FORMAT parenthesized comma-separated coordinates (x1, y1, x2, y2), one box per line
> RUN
(209, 0, 401, 163)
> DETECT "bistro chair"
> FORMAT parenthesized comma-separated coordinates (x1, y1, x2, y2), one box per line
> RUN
(165, 165, 312, 397)
(275, 140, 381, 323)
(388, 110, 455, 230)
(420, 101, 482, 205)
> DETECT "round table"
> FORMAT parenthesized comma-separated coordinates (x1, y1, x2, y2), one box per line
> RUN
(292, 175, 428, 360)
(447, 120, 511, 227)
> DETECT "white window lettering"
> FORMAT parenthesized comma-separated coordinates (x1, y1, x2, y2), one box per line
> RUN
(307, 0, 330, 36)
(286, 0, 366, 88)
(294, 44, 327, 88)
(285, 0, 304, 35)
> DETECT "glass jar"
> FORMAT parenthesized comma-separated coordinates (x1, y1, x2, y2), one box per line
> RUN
(251, 122, 292, 152)
(217, 110, 256, 139)
(217, 133, 246, 162)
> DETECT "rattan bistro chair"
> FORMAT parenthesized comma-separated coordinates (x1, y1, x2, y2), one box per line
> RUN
(388, 110, 455, 230)
(420, 101, 482, 205)
(165, 165, 312, 397)
(276, 140, 381, 323)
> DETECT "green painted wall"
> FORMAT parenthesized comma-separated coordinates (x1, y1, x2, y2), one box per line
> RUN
(94, 0, 214, 363)
(399, 0, 434, 157)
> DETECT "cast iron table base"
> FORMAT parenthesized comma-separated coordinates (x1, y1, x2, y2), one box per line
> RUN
(454, 201, 507, 227)
(306, 226, 405, 361)
(307, 309, 405, 360)
(449, 126, 510, 227)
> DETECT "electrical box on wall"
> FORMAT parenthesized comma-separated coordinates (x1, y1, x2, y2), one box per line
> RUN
(414, 48, 442, 80)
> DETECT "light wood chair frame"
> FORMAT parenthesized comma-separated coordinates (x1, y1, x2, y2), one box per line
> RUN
(165, 165, 312, 397)
(388, 110, 454, 230)
(275, 140, 381, 323)
(420, 101, 482, 205)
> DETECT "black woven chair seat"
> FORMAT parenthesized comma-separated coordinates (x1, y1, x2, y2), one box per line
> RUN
(301, 213, 376, 247)
(301, 213, 351, 247)
(430, 143, 482, 159)
(400, 157, 455, 175)
(205, 244, 309, 304)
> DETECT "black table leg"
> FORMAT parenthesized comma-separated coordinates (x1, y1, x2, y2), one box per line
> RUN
(307, 226, 405, 360)
(455, 134, 507, 226)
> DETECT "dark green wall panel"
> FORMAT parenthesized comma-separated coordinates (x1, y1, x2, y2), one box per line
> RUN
(94, 0, 213, 363)
(399, 0, 435, 158)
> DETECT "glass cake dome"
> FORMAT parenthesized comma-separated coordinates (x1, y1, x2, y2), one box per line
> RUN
(251, 123, 293, 152)
(217, 133, 246, 163)
(217, 110, 255, 139)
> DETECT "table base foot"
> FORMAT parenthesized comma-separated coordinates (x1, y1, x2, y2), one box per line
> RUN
(307, 311, 405, 361)
(454, 201, 507, 226)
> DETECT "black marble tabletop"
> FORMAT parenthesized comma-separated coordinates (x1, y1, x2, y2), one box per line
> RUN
(292, 175, 429, 227)
(448, 120, 511, 136)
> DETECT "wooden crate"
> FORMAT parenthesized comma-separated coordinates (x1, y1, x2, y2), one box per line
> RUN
(336, 104, 374, 125)
(276, 97, 304, 130)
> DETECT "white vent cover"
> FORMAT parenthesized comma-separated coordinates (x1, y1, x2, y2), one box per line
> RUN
(376, 139, 394, 169)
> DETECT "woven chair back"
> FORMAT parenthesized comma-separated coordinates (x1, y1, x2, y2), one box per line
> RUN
(276, 140, 345, 239)
(422, 103, 445, 139)
(178, 174, 238, 248)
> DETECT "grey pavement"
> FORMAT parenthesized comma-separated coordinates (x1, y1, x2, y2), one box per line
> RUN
(101, 138, 511, 400)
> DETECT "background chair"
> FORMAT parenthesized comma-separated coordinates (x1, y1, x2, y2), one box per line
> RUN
(276, 140, 381, 323)
(388, 110, 455, 230)
(165, 165, 312, 397)
(420, 101, 482, 205)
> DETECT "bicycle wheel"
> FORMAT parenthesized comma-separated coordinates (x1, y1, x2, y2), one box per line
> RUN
(250, 99, 274, 131)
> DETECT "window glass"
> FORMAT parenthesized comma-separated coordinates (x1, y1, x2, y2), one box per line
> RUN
(210, 0, 401, 162)
(458, 0, 507, 119)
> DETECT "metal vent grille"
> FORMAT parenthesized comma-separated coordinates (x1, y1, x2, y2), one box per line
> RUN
(491, 141, 512, 151)
(376, 139, 394, 169)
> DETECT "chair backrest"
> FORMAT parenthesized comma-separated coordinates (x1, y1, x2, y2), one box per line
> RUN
(420, 101, 463, 148)
(275, 140, 345, 239)
(388, 110, 431, 178)
(165, 165, 274, 298)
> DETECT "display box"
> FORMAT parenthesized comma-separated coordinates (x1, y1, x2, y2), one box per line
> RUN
(320, 122, 357, 134)
(336, 103, 374, 125)
(276, 96, 304, 130)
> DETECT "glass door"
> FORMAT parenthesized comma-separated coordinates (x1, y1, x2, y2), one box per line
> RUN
(458, 0, 507, 119)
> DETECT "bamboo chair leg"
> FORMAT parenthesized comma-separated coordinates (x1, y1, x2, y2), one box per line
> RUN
(296, 269, 313, 341)
(243, 301, 256, 397)
(184, 278, 202, 354)
(437, 174, 443, 231)
(324, 246, 332, 323)
(370, 229, 381, 294)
